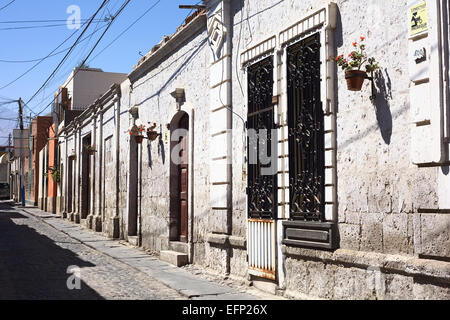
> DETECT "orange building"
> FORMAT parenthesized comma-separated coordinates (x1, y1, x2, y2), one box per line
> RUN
(24, 116, 52, 206)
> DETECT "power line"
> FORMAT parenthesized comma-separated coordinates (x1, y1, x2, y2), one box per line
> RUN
(0, 0, 16, 13)
(24, 0, 111, 106)
(74, 4, 111, 65)
(0, 20, 108, 31)
(88, 0, 161, 63)
(35, 0, 132, 117)
(0, 18, 106, 24)
(0, 24, 106, 63)
(0, 22, 108, 89)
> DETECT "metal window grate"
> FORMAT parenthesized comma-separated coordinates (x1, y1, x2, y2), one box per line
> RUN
(287, 33, 325, 221)
(246, 56, 277, 220)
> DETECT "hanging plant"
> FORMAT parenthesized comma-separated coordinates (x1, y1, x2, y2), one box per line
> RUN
(146, 122, 160, 141)
(127, 124, 146, 144)
(45, 166, 61, 183)
(84, 144, 96, 155)
(334, 36, 379, 91)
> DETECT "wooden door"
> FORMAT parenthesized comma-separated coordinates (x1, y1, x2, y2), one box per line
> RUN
(178, 114, 189, 242)
(67, 158, 73, 212)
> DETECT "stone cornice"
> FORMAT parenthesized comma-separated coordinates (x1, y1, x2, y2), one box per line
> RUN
(128, 13, 207, 83)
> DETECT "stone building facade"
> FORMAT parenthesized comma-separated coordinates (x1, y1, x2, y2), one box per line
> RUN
(53, 0, 449, 299)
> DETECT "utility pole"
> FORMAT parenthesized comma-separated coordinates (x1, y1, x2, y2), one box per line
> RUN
(8, 133, 11, 199)
(18, 98, 25, 207)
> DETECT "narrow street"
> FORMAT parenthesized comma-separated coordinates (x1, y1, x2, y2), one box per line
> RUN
(0, 201, 269, 300)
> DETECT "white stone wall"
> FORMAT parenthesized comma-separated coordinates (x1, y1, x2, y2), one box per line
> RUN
(126, 26, 210, 254)
(228, 0, 449, 298)
(51, 0, 449, 299)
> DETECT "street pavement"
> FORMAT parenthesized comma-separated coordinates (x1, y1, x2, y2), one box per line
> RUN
(0, 201, 275, 300)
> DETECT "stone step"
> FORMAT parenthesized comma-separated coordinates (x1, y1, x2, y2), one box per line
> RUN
(168, 241, 188, 254)
(128, 236, 139, 247)
(160, 250, 188, 267)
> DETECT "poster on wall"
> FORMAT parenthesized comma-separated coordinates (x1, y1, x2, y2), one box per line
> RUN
(409, 1, 428, 36)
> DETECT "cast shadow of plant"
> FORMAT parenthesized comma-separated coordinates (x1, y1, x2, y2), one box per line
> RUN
(147, 129, 165, 169)
(372, 68, 393, 144)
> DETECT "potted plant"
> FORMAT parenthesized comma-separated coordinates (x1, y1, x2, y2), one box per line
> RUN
(146, 122, 160, 141)
(45, 166, 61, 183)
(334, 36, 379, 91)
(84, 144, 96, 155)
(127, 124, 146, 144)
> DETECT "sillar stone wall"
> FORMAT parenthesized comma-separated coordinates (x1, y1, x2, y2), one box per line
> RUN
(229, 0, 449, 299)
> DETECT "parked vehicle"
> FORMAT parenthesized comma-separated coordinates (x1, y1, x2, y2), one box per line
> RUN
(0, 183, 10, 200)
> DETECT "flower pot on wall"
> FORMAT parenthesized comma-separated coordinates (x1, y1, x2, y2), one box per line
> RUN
(135, 135, 144, 144)
(345, 70, 367, 91)
(147, 130, 159, 141)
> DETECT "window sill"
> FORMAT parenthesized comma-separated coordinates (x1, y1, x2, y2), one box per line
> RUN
(282, 220, 338, 250)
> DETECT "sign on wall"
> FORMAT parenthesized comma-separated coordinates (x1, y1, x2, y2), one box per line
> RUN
(409, 1, 428, 36)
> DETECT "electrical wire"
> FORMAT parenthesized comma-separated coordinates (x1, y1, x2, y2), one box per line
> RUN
(24, 0, 111, 106)
(0, 21, 107, 31)
(88, 0, 160, 64)
(0, 0, 16, 13)
(0, 18, 106, 24)
(74, 3, 111, 65)
(0, 21, 108, 89)
(34, 0, 132, 116)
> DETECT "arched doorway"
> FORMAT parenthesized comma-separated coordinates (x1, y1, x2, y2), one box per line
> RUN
(169, 112, 189, 243)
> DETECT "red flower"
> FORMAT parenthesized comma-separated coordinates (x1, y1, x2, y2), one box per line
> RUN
(352, 42, 357, 47)
(360, 36, 365, 41)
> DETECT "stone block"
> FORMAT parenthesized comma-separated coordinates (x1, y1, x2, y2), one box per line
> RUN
(360, 212, 383, 252)
(384, 274, 414, 300)
(333, 267, 356, 299)
(412, 280, 450, 300)
(284, 257, 310, 297)
(382, 213, 412, 255)
(160, 250, 188, 267)
(338, 223, 360, 251)
(251, 278, 277, 295)
(306, 261, 334, 299)
(169, 241, 189, 254)
(208, 209, 228, 234)
(419, 214, 450, 258)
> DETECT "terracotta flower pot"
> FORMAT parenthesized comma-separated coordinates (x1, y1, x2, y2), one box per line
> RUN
(147, 130, 159, 141)
(88, 150, 95, 156)
(135, 135, 144, 144)
(345, 70, 367, 91)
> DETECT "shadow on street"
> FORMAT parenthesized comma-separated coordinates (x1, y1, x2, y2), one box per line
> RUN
(0, 202, 104, 300)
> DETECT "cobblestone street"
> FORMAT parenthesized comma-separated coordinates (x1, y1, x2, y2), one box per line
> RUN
(0, 201, 279, 300)
(0, 201, 185, 300)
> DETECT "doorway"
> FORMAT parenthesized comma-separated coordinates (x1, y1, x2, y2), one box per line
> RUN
(246, 56, 277, 281)
(128, 135, 138, 237)
(169, 112, 189, 243)
(81, 134, 91, 219)
(67, 156, 74, 213)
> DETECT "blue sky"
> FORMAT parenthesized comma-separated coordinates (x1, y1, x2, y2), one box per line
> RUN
(0, 0, 194, 145)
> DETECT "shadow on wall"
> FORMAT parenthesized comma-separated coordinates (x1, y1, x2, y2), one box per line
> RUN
(146, 131, 166, 169)
(372, 69, 393, 145)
